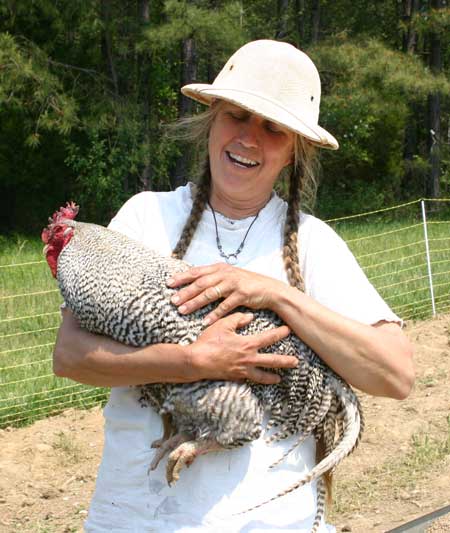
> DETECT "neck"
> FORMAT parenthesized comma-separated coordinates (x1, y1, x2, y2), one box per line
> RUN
(208, 189, 272, 220)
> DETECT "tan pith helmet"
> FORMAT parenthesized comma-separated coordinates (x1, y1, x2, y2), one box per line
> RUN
(181, 39, 338, 150)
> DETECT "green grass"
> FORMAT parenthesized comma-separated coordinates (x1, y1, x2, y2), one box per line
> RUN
(0, 204, 449, 429)
(0, 234, 107, 429)
(327, 201, 450, 321)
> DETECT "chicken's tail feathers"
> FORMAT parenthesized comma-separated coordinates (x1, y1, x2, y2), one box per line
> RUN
(234, 388, 361, 518)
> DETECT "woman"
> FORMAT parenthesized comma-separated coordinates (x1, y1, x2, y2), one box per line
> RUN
(54, 40, 414, 532)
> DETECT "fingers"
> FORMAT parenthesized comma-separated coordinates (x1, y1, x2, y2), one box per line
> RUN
(251, 353, 298, 370)
(167, 264, 242, 316)
(202, 294, 242, 325)
(249, 325, 291, 349)
(175, 282, 226, 315)
(245, 352, 299, 384)
(193, 312, 297, 384)
(221, 317, 297, 373)
(170, 276, 227, 312)
(247, 368, 282, 385)
(219, 312, 254, 331)
(166, 264, 224, 288)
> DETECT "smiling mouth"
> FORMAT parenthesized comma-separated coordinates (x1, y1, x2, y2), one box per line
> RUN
(226, 151, 259, 168)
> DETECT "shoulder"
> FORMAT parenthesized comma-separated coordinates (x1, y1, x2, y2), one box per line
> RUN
(298, 212, 348, 255)
(108, 184, 193, 247)
(299, 212, 341, 237)
(271, 195, 343, 247)
(117, 183, 193, 215)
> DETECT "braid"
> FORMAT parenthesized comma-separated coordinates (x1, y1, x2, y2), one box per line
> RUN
(282, 166, 305, 292)
(284, 157, 333, 501)
(172, 158, 211, 259)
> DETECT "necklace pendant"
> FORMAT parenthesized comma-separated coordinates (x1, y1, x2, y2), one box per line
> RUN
(209, 200, 260, 268)
(226, 253, 238, 265)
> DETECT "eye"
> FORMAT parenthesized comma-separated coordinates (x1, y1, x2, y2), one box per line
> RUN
(265, 121, 283, 134)
(227, 111, 247, 122)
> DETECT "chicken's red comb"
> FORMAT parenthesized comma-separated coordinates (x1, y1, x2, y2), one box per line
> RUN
(49, 202, 79, 224)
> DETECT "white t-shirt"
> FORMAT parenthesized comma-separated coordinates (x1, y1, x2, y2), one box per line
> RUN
(85, 184, 400, 532)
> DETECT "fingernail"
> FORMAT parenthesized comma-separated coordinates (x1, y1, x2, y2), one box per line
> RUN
(167, 278, 175, 286)
(202, 317, 211, 326)
(245, 313, 253, 320)
(179, 305, 187, 313)
(171, 295, 180, 304)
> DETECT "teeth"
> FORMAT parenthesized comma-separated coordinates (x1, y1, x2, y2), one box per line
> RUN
(228, 152, 258, 167)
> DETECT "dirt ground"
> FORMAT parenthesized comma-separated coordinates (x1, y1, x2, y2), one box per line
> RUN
(0, 315, 449, 533)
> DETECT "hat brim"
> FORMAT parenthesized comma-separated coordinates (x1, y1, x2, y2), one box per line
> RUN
(181, 84, 339, 150)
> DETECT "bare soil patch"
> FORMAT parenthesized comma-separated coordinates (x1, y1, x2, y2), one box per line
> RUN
(0, 316, 449, 532)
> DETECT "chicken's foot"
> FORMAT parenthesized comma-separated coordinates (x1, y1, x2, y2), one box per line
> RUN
(166, 438, 224, 485)
(149, 432, 190, 473)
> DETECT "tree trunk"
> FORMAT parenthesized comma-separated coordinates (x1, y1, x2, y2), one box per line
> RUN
(207, 0, 218, 82)
(401, 0, 420, 53)
(139, 0, 150, 21)
(139, 0, 152, 191)
(311, 0, 320, 44)
(295, 0, 306, 47)
(172, 37, 198, 189)
(426, 0, 443, 198)
(179, 38, 197, 117)
(276, 0, 290, 40)
(401, 0, 420, 197)
(100, 0, 119, 97)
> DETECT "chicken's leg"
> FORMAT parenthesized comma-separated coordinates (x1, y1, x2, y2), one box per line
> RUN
(166, 438, 225, 485)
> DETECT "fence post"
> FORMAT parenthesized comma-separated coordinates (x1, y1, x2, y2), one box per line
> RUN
(421, 200, 436, 316)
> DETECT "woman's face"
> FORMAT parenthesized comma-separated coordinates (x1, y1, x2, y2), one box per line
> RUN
(208, 102, 295, 210)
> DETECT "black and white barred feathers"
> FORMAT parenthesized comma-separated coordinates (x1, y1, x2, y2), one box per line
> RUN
(52, 217, 364, 533)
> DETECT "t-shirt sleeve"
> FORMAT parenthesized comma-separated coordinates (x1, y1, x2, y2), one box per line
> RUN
(107, 192, 150, 242)
(107, 186, 192, 255)
(302, 216, 402, 326)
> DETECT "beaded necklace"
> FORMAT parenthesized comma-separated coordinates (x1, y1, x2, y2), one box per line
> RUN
(208, 202, 260, 265)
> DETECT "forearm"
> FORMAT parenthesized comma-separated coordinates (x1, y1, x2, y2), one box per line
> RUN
(53, 314, 197, 387)
(53, 310, 296, 387)
(272, 285, 414, 399)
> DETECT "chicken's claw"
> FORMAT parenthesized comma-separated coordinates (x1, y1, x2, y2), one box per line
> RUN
(166, 439, 225, 485)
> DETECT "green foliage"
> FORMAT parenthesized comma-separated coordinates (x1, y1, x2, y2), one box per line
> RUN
(311, 38, 450, 216)
(0, 0, 449, 231)
(312, 38, 450, 102)
(0, 32, 78, 143)
(321, 0, 399, 43)
(143, 0, 247, 76)
(410, 7, 450, 37)
(65, 131, 126, 224)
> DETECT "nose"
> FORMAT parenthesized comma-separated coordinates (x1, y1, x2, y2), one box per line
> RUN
(237, 117, 261, 149)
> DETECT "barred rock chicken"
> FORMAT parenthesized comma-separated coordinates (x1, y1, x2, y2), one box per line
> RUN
(42, 203, 363, 532)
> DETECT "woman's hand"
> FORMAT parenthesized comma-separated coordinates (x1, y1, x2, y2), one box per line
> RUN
(188, 311, 297, 385)
(167, 263, 284, 325)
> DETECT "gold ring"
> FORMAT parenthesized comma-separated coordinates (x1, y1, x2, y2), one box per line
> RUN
(214, 286, 222, 299)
